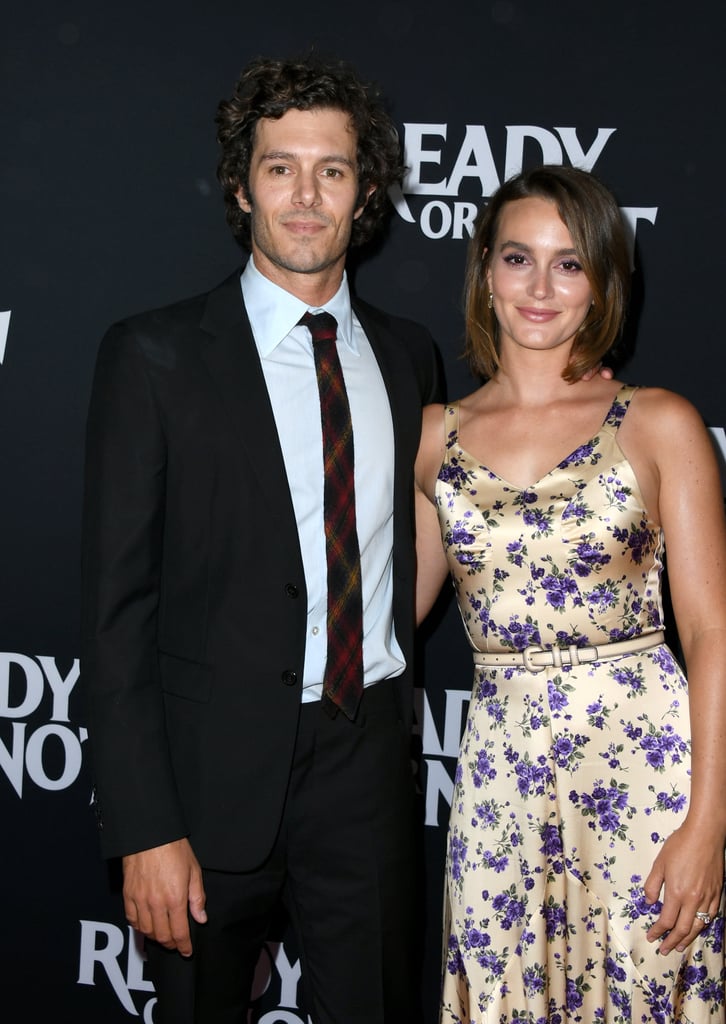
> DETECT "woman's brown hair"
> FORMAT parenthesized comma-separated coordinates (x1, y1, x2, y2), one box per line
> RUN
(464, 165, 631, 382)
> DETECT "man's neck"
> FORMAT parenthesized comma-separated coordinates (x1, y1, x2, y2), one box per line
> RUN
(250, 251, 346, 308)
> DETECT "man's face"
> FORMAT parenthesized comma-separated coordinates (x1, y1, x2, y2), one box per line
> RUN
(236, 107, 370, 296)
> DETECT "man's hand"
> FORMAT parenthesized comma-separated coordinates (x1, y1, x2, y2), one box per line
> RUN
(581, 363, 614, 382)
(122, 838, 207, 957)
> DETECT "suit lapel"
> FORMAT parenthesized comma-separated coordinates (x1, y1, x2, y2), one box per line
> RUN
(197, 272, 295, 525)
(353, 300, 421, 463)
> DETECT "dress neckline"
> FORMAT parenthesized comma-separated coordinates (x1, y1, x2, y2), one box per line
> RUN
(445, 384, 636, 494)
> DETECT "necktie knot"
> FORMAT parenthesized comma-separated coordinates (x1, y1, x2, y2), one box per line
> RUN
(300, 310, 338, 345)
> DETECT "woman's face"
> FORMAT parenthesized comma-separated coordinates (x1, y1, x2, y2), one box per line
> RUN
(486, 196, 593, 360)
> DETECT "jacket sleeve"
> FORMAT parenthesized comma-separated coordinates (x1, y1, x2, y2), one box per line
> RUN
(81, 322, 187, 858)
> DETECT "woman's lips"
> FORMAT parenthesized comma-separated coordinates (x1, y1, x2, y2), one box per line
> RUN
(516, 306, 560, 322)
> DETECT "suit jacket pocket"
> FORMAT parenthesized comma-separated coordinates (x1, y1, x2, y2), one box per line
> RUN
(158, 650, 213, 703)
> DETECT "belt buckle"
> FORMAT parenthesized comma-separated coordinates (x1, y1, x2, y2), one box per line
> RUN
(521, 645, 546, 673)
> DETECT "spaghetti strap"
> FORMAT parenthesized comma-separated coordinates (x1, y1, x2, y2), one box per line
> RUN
(601, 383, 638, 437)
(443, 402, 460, 454)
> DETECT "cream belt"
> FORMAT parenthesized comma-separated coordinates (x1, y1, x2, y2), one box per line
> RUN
(471, 631, 665, 674)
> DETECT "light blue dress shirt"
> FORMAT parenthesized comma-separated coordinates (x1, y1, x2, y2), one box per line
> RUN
(241, 258, 405, 701)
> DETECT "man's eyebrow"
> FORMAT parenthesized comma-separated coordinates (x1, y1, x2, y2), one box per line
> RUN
(259, 151, 356, 169)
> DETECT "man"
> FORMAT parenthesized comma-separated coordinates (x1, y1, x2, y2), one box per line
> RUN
(82, 55, 441, 1024)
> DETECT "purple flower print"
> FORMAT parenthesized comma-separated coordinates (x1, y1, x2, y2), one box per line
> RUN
(523, 966, 545, 994)
(492, 889, 526, 930)
(558, 440, 600, 468)
(522, 507, 553, 534)
(467, 592, 492, 636)
(474, 800, 499, 827)
(639, 723, 687, 771)
(699, 978, 725, 1004)
(504, 744, 520, 765)
(611, 987, 631, 1015)
(542, 571, 580, 609)
(681, 965, 708, 991)
(552, 731, 589, 769)
(438, 460, 473, 490)
(620, 876, 659, 922)
(451, 521, 476, 546)
(570, 539, 611, 577)
(605, 400, 628, 426)
(482, 850, 509, 873)
(486, 699, 506, 725)
(476, 948, 506, 976)
(623, 721, 643, 741)
(445, 937, 465, 977)
(449, 833, 468, 882)
(515, 755, 552, 797)
(539, 822, 563, 857)
(553, 735, 574, 764)
(611, 665, 646, 696)
(507, 539, 526, 566)
(471, 746, 497, 787)
(586, 581, 618, 611)
(542, 899, 568, 939)
(605, 956, 627, 982)
(565, 976, 584, 1011)
(652, 646, 676, 674)
(654, 789, 687, 814)
(626, 520, 654, 564)
(547, 678, 570, 713)
(586, 698, 608, 729)
(498, 615, 541, 651)
(573, 778, 630, 836)
(475, 676, 497, 699)
(562, 499, 590, 523)
(643, 977, 672, 1024)
(454, 549, 481, 569)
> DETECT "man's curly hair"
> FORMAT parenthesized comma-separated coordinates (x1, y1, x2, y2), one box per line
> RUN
(216, 55, 404, 250)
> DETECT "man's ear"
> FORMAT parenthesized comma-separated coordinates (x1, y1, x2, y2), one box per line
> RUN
(235, 186, 252, 214)
(353, 184, 376, 221)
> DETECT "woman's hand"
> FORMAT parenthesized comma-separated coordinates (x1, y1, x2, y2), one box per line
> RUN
(644, 821, 724, 955)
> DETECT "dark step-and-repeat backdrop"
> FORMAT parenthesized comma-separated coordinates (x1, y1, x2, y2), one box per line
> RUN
(2, 3, 723, 1021)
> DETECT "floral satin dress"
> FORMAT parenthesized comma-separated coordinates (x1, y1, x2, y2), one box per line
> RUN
(435, 385, 725, 1023)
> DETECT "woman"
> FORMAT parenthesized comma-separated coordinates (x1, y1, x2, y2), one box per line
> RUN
(415, 166, 726, 1022)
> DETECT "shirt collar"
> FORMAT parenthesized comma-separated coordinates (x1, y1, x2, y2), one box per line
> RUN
(240, 256, 357, 357)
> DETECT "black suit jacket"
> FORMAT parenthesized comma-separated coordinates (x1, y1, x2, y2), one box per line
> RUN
(81, 270, 441, 872)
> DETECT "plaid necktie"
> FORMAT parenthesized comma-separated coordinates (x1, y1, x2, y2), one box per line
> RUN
(300, 311, 364, 720)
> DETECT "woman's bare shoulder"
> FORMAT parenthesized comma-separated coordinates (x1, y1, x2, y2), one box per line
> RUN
(628, 385, 708, 436)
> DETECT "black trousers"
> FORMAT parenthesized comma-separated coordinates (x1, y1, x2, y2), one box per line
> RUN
(146, 681, 420, 1024)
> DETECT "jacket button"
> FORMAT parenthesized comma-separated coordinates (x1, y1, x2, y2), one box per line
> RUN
(285, 583, 299, 598)
(281, 670, 297, 686)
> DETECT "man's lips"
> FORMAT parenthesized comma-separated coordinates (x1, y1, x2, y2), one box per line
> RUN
(282, 217, 329, 235)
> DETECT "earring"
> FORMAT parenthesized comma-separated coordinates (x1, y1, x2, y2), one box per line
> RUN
(487, 293, 494, 309)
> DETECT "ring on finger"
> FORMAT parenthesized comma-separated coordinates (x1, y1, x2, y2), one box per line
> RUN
(695, 911, 712, 926)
